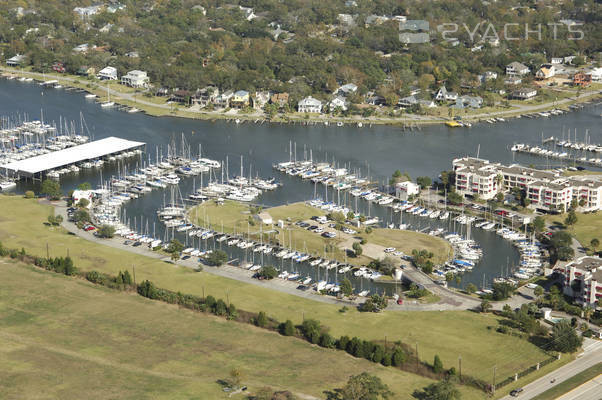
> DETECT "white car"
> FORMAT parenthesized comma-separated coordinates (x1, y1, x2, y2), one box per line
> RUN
(313, 227, 324, 234)
(343, 228, 357, 235)
(384, 247, 396, 253)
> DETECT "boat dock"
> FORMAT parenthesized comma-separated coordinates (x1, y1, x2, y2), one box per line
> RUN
(1, 136, 146, 180)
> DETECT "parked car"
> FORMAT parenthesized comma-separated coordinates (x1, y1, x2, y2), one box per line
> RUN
(510, 388, 523, 397)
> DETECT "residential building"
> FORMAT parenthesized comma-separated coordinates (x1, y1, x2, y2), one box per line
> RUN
(73, 5, 103, 18)
(98, 66, 118, 80)
(535, 64, 556, 80)
(121, 70, 149, 88)
(76, 66, 95, 76)
(452, 158, 501, 200)
(573, 72, 592, 87)
(590, 68, 602, 82)
(270, 93, 289, 108)
(504, 76, 522, 85)
(434, 86, 458, 101)
(571, 179, 602, 211)
(169, 90, 192, 104)
(395, 181, 420, 201)
(99, 23, 114, 33)
(6, 55, 25, 66)
(125, 51, 139, 58)
(52, 62, 65, 73)
(230, 90, 250, 108)
(329, 96, 348, 112)
(215, 90, 234, 108)
(253, 91, 271, 109)
(366, 94, 385, 106)
(336, 83, 358, 96)
(298, 96, 322, 113)
(453, 95, 483, 109)
(506, 61, 530, 76)
(551, 57, 563, 65)
(72, 43, 91, 53)
(479, 71, 498, 83)
(239, 6, 256, 21)
(337, 14, 356, 26)
(558, 256, 602, 308)
(191, 86, 219, 107)
(512, 88, 537, 100)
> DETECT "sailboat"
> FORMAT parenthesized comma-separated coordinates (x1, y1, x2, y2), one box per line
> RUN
(101, 82, 115, 108)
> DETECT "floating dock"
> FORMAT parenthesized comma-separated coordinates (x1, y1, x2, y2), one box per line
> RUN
(1, 136, 145, 180)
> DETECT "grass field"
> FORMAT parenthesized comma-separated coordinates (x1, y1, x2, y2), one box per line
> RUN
(0, 196, 554, 386)
(189, 200, 451, 266)
(545, 211, 602, 253)
(0, 260, 458, 400)
(531, 363, 602, 400)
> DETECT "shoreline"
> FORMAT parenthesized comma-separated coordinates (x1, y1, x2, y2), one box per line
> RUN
(2, 67, 600, 128)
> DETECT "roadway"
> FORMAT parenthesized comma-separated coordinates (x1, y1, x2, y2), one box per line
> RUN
(556, 374, 602, 400)
(500, 338, 602, 400)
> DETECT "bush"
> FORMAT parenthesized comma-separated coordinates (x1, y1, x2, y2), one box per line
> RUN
(280, 319, 295, 336)
(96, 225, 116, 238)
(206, 249, 228, 266)
(255, 311, 268, 327)
(24, 190, 35, 199)
(257, 265, 278, 279)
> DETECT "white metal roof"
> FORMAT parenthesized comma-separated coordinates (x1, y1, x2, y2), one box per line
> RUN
(1, 136, 145, 175)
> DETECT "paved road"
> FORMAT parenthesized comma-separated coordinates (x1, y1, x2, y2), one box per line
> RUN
(556, 374, 602, 400)
(500, 338, 602, 400)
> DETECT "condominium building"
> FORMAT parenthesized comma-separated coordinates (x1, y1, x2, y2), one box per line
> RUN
(452, 157, 602, 212)
(558, 256, 602, 308)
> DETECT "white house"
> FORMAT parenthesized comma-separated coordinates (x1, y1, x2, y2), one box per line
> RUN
(479, 71, 498, 83)
(73, 5, 102, 18)
(98, 66, 118, 80)
(121, 70, 149, 88)
(298, 96, 322, 113)
(506, 62, 530, 76)
(434, 87, 458, 101)
(504, 76, 522, 85)
(6, 54, 25, 66)
(215, 90, 234, 108)
(336, 83, 358, 96)
(329, 96, 348, 112)
(512, 88, 537, 100)
(239, 6, 256, 21)
(536, 64, 556, 80)
(72, 43, 90, 53)
(551, 57, 563, 65)
(395, 181, 420, 201)
(589, 68, 602, 82)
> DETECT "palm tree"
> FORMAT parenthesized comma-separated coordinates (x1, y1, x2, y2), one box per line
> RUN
(583, 305, 593, 322)
(590, 238, 599, 254)
(480, 300, 492, 313)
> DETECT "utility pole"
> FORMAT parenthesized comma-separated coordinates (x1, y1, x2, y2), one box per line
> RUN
(46, 242, 49, 259)
(415, 343, 419, 369)
(459, 355, 462, 378)
(132, 265, 136, 286)
(492, 365, 496, 395)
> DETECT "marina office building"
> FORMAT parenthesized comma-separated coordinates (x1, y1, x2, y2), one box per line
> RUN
(452, 157, 602, 212)
(557, 256, 602, 307)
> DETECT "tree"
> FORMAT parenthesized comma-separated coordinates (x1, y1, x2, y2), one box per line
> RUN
(77, 182, 92, 190)
(564, 210, 578, 226)
(480, 300, 492, 313)
(255, 311, 268, 327)
(73, 209, 90, 223)
(534, 285, 544, 299)
(414, 379, 461, 400)
(465, 283, 477, 294)
(257, 265, 278, 279)
(590, 238, 599, 254)
(40, 179, 61, 200)
(532, 216, 545, 233)
(206, 249, 228, 266)
(228, 368, 243, 388)
(77, 198, 90, 208)
(352, 242, 363, 257)
(416, 176, 432, 189)
(96, 225, 115, 238)
(24, 190, 35, 199)
(340, 278, 353, 296)
(433, 355, 443, 374)
(328, 372, 393, 400)
(550, 320, 582, 353)
(281, 319, 295, 336)
(166, 239, 184, 260)
(492, 282, 515, 301)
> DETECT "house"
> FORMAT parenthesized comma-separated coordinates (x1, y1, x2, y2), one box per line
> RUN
(52, 62, 65, 73)
(99, 23, 113, 33)
(366, 94, 385, 106)
(345, 0, 358, 6)
(230, 90, 250, 108)
(337, 14, 356, 26)
(6, 54, 25, 66)
(239, 6, 256, 21)
(121, 70, 149, 88)
(419, 99, 437, 108)
(215, 90, 234, 108)
(479, 71, 498, 83)
(434, 87, 458, 101)
(557, 256, 602, 308)
(453, 95, 483, 109)
(551, 57, 563, 65)
(107, 3, 126, 13)
(506, 62, 530, 76)
(155, 87, 170, 97)
(192, 5, 206, 15)
(253, 91, 271, 109)
(76, 66, 95, 76)
(589, 68, 602, 82)
(255, 211, 273, 225)
(395, 181, 420, 201)
(336, 83, 358, 97)
(97, 66, 118, 80)
(270, 93, 289, 108)
(169, 90, 191, 104)
(512, 88, 537, 100)
(535, 64, 555, 80)
(329, 96, 348, 112)
(397, 95, 418, 108)
(125, 51, 139, 58)
(504, 76, 522, 85)
(73, 5, 103, 18)
(191, 86, 219, 107)
(365, 15, 390, 26)
(573, 72, 592, 87)
(298, 96, 322, 113)
(72, 43, 91, 53)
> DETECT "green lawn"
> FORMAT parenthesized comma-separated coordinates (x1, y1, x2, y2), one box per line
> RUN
(0, 260, 456, 400)
(531, 363, 602, 400)
(0, 196, 554, 385)
(545, 211, 602, 252)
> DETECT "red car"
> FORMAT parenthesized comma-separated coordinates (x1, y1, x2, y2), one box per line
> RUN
(84, 225, 96, 231)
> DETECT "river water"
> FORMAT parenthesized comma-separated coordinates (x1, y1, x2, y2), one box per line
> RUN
(1, 79, 600, 293)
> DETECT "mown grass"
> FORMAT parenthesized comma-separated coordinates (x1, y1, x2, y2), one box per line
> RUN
(545, 211, 602, 253)
(0, 196, 553, 385)
(531, 363, 602, 400)
(0, 260, 456, 400)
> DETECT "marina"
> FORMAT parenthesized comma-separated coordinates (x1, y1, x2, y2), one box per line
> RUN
(0, 78, 600, 292)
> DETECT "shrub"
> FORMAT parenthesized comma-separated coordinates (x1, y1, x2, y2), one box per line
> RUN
(280, 320, 295, 336)
(24, 190, 35, 199)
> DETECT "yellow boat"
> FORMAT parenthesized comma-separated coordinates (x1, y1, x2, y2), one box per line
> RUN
(445, 120, 461, 127)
